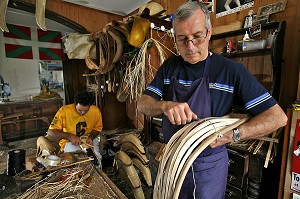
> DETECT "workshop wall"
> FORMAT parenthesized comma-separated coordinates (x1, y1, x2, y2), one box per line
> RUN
(207, 0, 300, 110)
(22, 0, 300, 125)
(25, 0, 123, 33)
(162, 0, 299, 110)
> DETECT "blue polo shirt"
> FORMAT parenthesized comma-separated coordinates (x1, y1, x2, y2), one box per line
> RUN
(144, 53, 277, 117)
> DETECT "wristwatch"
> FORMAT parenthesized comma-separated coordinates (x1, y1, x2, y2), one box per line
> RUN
(232, 128, 241, 142)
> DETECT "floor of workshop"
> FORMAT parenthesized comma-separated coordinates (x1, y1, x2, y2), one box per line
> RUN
(0, 137, 153, 199)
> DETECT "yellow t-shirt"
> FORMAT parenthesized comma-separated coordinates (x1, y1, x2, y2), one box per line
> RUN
(49, 104, 103, 149)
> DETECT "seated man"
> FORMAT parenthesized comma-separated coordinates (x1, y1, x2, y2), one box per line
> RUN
(37, 90, 103, 167)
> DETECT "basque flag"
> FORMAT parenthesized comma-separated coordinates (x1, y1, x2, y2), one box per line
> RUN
(3, 24, 33, 59)
(3, 24, 63, 60)
(5, 44, 33, 59)
(37, 29, 64, 60)
(4, 24, 31, 40)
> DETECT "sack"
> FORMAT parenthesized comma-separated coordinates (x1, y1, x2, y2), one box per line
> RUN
(64, 33, 96, 59)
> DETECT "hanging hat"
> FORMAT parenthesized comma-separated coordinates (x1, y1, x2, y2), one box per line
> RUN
(138, 2, 165, 16)
(128, 16, 150, 48)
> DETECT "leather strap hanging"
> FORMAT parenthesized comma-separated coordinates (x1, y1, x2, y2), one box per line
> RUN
(0, 0, 9, 32)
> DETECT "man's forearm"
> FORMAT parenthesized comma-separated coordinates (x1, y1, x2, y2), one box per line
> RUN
(237, 104, 287, 140)
(47, 129, 72, 141)
(137, 95, 164, 116)
(211, 104, 287, 147)
(89, 131, 100, 139)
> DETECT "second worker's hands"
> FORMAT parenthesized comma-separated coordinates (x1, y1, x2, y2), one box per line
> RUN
(86, 136, 93, 145)
(68, 134, 81, 145)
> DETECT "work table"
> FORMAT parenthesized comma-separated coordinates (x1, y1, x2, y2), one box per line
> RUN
(0, 98, 63, 144)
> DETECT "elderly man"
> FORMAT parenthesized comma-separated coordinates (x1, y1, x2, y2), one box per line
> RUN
(137, 1, 287, 198)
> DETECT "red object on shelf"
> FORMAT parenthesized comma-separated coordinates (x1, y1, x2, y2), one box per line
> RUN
(227, 40, 232, 53)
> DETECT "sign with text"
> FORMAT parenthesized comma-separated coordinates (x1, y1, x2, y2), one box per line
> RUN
(291, 119, 300, 192)
(249, 24, 262, 37)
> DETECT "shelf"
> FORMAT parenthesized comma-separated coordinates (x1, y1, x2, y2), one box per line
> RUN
(221, 48, 272, 58)
(209, 21, 286, 101)
(211, 22, 280, 40)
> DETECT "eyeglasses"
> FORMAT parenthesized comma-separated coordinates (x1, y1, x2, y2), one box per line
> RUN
(176, 30, 208, 47)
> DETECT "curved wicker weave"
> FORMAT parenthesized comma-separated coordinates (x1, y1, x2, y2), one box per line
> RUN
(154, 114, 249, 199)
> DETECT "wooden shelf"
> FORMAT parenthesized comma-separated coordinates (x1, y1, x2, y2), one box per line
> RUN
(211, 22, 280, 40)
(210, 21, 286, 101)
(222, 48, 272, 58)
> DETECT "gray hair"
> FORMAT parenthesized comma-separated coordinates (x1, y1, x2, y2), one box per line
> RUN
(173, 1, 211, 30)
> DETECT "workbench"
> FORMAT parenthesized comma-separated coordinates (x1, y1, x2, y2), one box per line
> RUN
(3, 154, 127, 199)
(0, 98, 62, 144)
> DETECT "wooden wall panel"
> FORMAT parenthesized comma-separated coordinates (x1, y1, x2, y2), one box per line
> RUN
(275, 0, 300, 107)
(25, 0, 123, 32)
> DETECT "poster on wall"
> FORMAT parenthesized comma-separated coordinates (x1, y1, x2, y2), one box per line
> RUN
(38, 60, 64, 93)
(291, 119, 300, 193)
(216, 0, 254, 18)
(256, 0, 287, 16)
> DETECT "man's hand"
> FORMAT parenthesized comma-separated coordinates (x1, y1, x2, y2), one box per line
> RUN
(162, 102, 198, 125)
(86, 136, 93, 145)
(68, 134, 81, 145)
(209, 130, 235, 148)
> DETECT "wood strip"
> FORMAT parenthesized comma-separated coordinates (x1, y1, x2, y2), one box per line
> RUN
(1, 113, 23, 120)
(20, 157, 94, 179)
(253, 140, 264, 154)
(264, 130, 277, 168)
(173, 117, 249, 198)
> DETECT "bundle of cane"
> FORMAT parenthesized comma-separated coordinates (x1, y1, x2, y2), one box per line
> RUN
(122, 27, 178, 102)
(17, 165, 97, 199)
(122, 38, 166, 102)
(153, 114, 249, 199)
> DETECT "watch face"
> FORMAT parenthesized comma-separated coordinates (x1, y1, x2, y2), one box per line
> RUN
(233, 128, 240, 142)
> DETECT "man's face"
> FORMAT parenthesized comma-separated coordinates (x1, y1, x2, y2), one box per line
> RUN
(75, 103, 90, 116)
(174, 9, 211, 64)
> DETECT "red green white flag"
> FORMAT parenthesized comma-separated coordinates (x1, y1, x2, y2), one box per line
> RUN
(3, 24, 63, 60)
(5, 43, 33, 59)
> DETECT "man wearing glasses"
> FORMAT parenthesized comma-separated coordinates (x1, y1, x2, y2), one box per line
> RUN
(137, 1, 287, 199)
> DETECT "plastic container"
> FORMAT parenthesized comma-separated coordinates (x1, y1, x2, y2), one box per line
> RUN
(242, 31, 250, 51)
(243, 31, 250, 41)
(242, 40, 267, 51)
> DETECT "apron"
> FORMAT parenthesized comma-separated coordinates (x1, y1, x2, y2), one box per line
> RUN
(162, 55, 228, 199)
